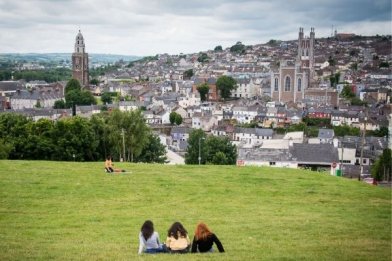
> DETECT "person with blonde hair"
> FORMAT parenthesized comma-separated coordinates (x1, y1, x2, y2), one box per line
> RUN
(191, 222, 224, 253)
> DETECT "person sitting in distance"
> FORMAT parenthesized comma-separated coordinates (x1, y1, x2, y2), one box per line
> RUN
(191, 222, 225, 253)
(138, 220, 167, 254)
(166, 222, 191, 254)
(104, 156, 126, 173)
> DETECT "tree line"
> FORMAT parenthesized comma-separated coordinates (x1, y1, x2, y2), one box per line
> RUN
(0, 68, 72, 82)
(0, 110, 167, 163)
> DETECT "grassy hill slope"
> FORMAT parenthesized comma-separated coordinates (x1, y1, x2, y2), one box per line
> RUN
(0, 161, 390, 261)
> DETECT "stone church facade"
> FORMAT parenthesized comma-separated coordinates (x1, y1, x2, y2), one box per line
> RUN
(72, 30, 89, 86)
(271, 27, 315, 103)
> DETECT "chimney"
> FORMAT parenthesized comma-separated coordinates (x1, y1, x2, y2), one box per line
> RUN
(333, 138, 339, 148)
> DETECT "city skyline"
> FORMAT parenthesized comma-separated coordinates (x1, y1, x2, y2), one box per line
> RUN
(0, 0, 391, 56)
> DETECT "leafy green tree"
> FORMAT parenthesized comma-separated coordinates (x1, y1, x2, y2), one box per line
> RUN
(134, 133, 167, 163)
(211, 151, 228, 165)
(21, 119, 55, 160)
(53, 99, 66, 109)
(379, 61, 389, 68)
(267, 39, 279, 46)
(197, 83, 209, 102)
(230, 41, 246, 54)
(90, 79, 99, 85)
(169, 112, 182, 125)
(12, 68, 72, 82)
(65, 89, 96, 107)
(197, 52, 209, 63)
(90, 114, 110, 160)
(174, 114, 183, 125)
(367, 126, 389, 137)
(329, 75, 336, 87)
(80, 90, 96, 105)
(185, 129, 206, 164)
(341, 84, 355, 99)
(371, 149, 391, 181)
(0, 70, 12, 81)
(350, 97, 367, 106)
(101, 92, 113, 104)
(350, 62, 358, 71)
(214, 45, 223, 52)
(52, 116, 98, 161)
(328, 56, 336, 67)
(65, 78, 82, 94)
(333, 125, 360, 137)
(185, 130, 237, 165)
(183, 69, 193, 79)
(0, 113, 31, 159)
(204, 135, 237, 165)
(107, 109, 150, 162)
(216, 76, 237, 100)
(0, 138, 12, 159)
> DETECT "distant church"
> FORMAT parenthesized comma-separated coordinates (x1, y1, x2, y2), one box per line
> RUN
(72, 30, 89, 86)
(271, 27, 315, 103)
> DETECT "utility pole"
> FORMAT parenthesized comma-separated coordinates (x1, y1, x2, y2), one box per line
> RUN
(340, 118, 345, 176)
(359, 111, 368, 181)
(198, 137, 205, 165)
(340, 139, 344, 175)
(121, 128, 125, 162)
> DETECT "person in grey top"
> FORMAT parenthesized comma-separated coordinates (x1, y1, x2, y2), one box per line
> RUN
(138, 220, 167, 254)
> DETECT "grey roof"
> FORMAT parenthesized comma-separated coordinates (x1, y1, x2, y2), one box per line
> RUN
(11, 90, 62, 100)
(0, 81, 24, 92)
(318, 129, 335, 139)
(171, 126, 191, 135)
(234, 127, 273, 137)
(290, 143, 339, 164)
(238, 148, 290, 162)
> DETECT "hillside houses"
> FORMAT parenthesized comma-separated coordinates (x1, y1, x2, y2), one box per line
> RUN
(1, 34, 390, 176)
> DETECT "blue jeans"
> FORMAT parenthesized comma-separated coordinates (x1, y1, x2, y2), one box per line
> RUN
(144, 244, 167, 254)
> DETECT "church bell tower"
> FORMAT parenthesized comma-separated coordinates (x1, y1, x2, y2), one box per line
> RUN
(72, 30, 89, 86)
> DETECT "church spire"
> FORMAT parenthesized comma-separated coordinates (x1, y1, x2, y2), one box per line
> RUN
(74, 30, 86, 53)
(72, 29, 89, 86)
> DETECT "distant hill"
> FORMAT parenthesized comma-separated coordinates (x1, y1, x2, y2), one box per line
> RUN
(0, 53, 141, 64)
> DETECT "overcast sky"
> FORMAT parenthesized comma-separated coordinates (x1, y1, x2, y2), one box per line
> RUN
(0, 0, 391, 56)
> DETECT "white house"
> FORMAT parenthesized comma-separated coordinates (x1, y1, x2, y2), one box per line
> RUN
(232, 106, 259, 124)
(10, 90, 62, 110)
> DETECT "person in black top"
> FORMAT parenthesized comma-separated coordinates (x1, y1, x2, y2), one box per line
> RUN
(191, 222, 224, 253)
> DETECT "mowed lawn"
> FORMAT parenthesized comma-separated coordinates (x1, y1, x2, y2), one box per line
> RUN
(0, 161, 390, 261)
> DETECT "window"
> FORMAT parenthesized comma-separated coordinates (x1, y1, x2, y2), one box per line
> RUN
(297, 78, 302, 92)
(274, 78, 278, 91)
(284, 76, 291, 91)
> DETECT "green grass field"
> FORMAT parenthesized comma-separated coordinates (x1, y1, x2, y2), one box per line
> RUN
(0, 160, 390, 261)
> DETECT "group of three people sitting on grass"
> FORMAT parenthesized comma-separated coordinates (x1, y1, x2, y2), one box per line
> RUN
(138, 220, 225, 254)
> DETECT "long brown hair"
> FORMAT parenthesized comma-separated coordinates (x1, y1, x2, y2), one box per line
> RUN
(194, 222, 212, 240)
(168, 222, 188, 239)
(141, 220, 154, 241)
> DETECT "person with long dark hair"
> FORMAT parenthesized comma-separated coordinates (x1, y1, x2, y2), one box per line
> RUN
(138, 220, 166, 254)
(191, 222, 224, 253)
(166, 222, 191, 253)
